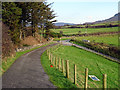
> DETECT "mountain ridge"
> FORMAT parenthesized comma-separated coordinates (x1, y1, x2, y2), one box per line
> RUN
(84, 13, 119, 25)
(93, 13, 119, 24)
(54, 13, 119, 26)
(54, 22, 75, 26)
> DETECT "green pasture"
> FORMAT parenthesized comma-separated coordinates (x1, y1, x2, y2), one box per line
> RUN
(74, 34, 118, 46)
(51, 27, 118, 35)
(47, 45, 119, 88)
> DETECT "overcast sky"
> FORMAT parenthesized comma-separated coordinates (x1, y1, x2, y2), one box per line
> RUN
(48, 0, 119, 24)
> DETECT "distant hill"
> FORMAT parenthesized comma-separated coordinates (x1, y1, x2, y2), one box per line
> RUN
(54, 22, 75, 26)
(54, 13, 119, 26)
(93, 13, 119, 24)
(84, 13, 119, 25)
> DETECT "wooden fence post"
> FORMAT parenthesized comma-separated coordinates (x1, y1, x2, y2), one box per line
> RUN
(62, 59, 64, 75)
(48, 52, 49, 60)
(103, 74, 107, 90)
(56, 57, 57, 68)
(59, 58, 61, 71)
(51, 54, 52, 64)
(66, 60, 69, 78)
(47, 50, 48, 56)
(85, 68, 88, 89)
(53, 56, 54, 66)
(48, 52, 50, 60)
(74, 64, 77, 85)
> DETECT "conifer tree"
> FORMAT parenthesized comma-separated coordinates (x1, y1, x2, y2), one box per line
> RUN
(2, 2, 22, 44)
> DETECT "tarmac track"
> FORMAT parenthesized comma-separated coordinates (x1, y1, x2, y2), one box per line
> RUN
(2, 43, 57, 88)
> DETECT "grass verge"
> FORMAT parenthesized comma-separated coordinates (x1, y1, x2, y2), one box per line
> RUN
(41, 51, 77, 88)
(1, 42, 54, 75)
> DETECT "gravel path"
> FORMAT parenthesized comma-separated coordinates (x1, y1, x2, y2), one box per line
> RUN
(2, 43, 57, 88)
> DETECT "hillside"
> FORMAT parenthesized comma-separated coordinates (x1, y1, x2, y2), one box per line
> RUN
(54, 13, 119, 26)
(54, 22, 75, 26)
(93, 13, 119, 24)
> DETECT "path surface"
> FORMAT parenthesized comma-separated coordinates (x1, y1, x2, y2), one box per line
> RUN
(60, 40, 120, 63)
(2, 43, 57, 88)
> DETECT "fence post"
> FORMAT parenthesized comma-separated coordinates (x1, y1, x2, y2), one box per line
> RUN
(56, 57, 57, 68)
(51, 54, 52, 64)
(53, 56, 55, 66)
(62, 59, 64, 75)
(59, 58, 61, 71)
(85, 68, 88, 89)
(49, 52, 50, 60)
(74, 64, 77, 85)
(66, 60, 69, 78)
(103, 74, 107, 90)
(47, 49, 48, 56)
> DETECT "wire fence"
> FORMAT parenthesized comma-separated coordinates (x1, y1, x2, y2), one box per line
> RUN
(46, 44, 107, 89)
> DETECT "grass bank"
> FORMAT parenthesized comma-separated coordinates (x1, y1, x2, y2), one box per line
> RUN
(41, 50, 77, 88)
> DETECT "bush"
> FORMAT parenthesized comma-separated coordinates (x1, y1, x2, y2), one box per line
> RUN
(48, 30, 62, 38)
(2, 22, 15, 59)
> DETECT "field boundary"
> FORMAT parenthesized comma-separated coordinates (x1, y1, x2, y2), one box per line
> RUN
(54, 40, 120, 63)
(71, 43, 120, 64)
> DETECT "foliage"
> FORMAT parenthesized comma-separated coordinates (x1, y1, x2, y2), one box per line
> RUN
(2, 2, 22, 44)
(45, 30, 62, 38)
(60, 31, 63, 35)
(2, 23, 15, 58)
(2, 2, 56, 58)
(2, 2, 56, 43)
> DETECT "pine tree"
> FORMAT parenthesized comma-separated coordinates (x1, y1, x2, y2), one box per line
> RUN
(2, 2, 22, 44)
(43, 2, 57, 38)
(2, 2, 56, 44)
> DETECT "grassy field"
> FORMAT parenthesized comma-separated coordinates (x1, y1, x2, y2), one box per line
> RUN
(51, 27, 118, 35)
(64, 21, 118, 28)
(46, 45, 119, 88)
(74, 34, 118, 46)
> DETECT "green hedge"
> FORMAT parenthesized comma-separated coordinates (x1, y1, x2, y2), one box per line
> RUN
(71, 39, 120, 60)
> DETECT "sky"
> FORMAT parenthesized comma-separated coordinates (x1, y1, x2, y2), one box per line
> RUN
(47, 0, 119, 24)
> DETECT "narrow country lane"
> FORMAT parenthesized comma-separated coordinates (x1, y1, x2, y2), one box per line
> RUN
(2, 43, 57, 88)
